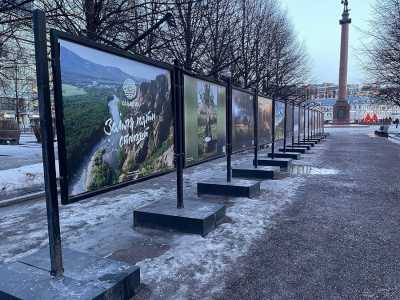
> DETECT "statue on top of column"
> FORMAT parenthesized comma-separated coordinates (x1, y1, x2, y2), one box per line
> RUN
(341, 0, 349, 13)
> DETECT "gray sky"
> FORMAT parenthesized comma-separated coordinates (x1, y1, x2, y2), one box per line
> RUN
(280, 0, 375, 84)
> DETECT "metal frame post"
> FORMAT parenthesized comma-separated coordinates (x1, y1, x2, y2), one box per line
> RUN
(271, 96, 276, 159)
(283, 99, 287, 152)
(173, 61, 184, 209)
(303, 105, 306, 142)
(292, 102, 295, 145)
(226, 78, 233, 182)
(253, 89, 258, 168)
(311, 110, 314, 138)
(33, 9, 64, 277)
(297, 105, 301, 143)
(307, 108, 310, 140)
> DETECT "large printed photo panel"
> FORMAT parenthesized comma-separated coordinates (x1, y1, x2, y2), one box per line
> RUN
(275, 100, 285, 140)
(286, 102, 293, 140)
(53, 33, 174, 203)
(258, 96, 273, 146)
(299, 106, 304, 139)
(184, 75, 226, 166)
(232, 89, 254, 152)
(294, 105, 299, 140)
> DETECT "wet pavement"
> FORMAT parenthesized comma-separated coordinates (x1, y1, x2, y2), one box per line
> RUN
(216, 127, 400, 300)
(0, 134, 44, 170)
(2, 127, 400, 299)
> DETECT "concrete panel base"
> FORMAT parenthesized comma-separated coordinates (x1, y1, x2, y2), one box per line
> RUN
(293, 142, 315, 147)
(254, 158, 293, 169)
(0, 248, 140, 300)
(197, 178, 261, 198)
(134, 199, 226, 236)
(287, 144, 311, 150)
(268, 152, 301, 160)
(232, 165, 280, 180)
(279, 147, 307, 154)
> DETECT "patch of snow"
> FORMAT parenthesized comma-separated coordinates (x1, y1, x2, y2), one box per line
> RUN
(309, 168, 339, 175)
(389, 136, 400, 145)
(0, 162, 58, 194)
(0, 141, 329, 299)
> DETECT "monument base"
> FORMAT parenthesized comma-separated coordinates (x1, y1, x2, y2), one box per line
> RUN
(232, 165, 281, 180)
(279, 147, 307, 154)
(268, 152, 301, 160)
(254, 157, 293, 169)
(0, 248, 140, 300)
(134, 199, 225, 236)
(333, 100, 351, 124)
(197, 178, 261, 198)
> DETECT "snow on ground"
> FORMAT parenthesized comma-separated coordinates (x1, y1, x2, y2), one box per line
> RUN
(0, 134, 42, 168)
(0, 144, 332, 299)
(0, 162, 59, 195)
(0, 135, 345, 299)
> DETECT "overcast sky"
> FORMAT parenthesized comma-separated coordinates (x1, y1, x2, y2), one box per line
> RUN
(279, 0, 375, 84)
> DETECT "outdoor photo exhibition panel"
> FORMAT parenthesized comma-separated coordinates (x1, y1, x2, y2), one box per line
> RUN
(275, 100, 285, 140)
(305, 107, 309, 138)
(257, 96, 273, 146)
(294, 104, 299, 142)
(232, 88, 255, 152)
(299, 105, 304, 140)
(286, 102, 293, 142)
(183, 74, 226, 166)
(51, 31, 175, 204)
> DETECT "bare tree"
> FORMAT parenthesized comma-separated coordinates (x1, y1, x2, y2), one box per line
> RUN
(362, 0, 400, 107)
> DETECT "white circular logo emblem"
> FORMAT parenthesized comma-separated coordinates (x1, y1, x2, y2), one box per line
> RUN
(123, 79, 138, 101)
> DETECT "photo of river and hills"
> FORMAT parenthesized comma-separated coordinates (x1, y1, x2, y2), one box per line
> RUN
(58, 39, 174, 198)
(257, 96, 273, 146)
(232, 90, 254, 151)
(275, 101, 285, 140)
(184, 75, 226, 165)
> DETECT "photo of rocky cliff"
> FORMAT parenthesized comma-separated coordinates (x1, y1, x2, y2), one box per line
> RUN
(275, 101, 285, 140)
(58, 39, 174, 199)
(232, 90, 254, 151)
(258, 96, 273, 145)
(184, 75, 226, 165)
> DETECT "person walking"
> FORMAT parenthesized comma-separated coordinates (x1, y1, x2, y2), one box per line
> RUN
(395, 118, 399, 129)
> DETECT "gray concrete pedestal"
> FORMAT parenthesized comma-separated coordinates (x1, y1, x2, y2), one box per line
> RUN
(197, 178, 261, 198)
(232, 165, 281, 180)
(0, 248, 140, 300)
(134, 199, 226, 236)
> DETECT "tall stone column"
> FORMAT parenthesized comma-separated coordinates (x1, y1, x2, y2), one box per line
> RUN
(333, 2, 351, 124)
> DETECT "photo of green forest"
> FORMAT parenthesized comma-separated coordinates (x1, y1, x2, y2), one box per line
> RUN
(258, 96, 273, 146)
(184, 75, 226, 165)
(232, 90, 254, 151)
(58, 39, 174, 199)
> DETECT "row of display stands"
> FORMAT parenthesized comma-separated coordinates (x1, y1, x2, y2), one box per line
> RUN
(0, 10, 328, 300)
(134, 132, 328, 238)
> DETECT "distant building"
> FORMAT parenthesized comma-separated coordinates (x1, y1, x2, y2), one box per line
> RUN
(301, 83, 399, 123)
(0, 97, 38, 126)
